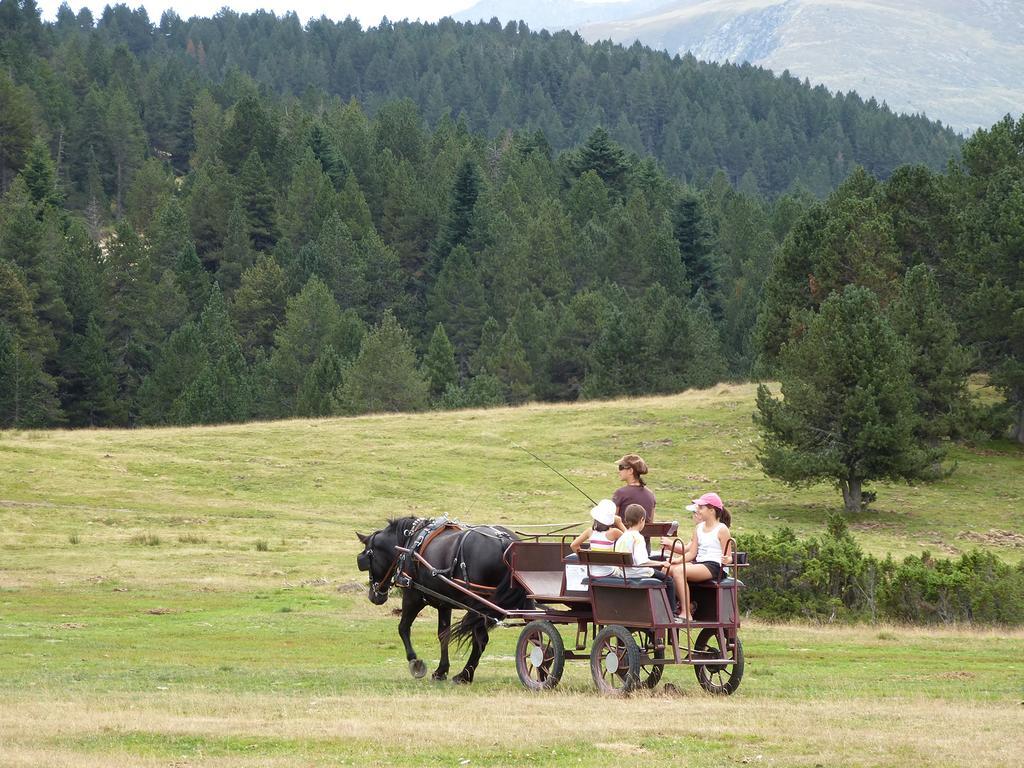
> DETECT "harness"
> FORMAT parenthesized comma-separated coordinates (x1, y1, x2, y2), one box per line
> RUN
(374, 516, 518, 619)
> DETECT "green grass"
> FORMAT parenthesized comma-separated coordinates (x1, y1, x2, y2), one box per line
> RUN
(1, 385, 1023, 765)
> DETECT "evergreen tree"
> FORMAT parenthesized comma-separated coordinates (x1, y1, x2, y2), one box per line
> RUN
(433, 157, 481, 261)
(216, 198, 254, 293)
(232, 253, 287, 361)
(174, 241, 211, 315)
(336, 172, 374, 240)
(754, 285, 940, 512)
(0, 70, 34, 192)
(63, 315, 123, 426)
(268, 277, 363, 417)
(188, 160, 235, 259)
(490, 326, 533, 404)
(361, 230, 409, 325)
(426, 245, 486, 368)
(124, 157, 174, 231)
(238, 150, 278, 252)
(422, 322, 458, 399)
(469, 316, 502, 376)
(756, 168, 901, 367)
(295, 344, 344, 417)
(568, 126, 630, 196)
(148, 196, 194, 273)
(888, 264, 973, 444)
(105, 86, 147, 217)
(21, 137, 63, 209)
(685, 289, 728, 389)
(953, 115, 1024, 442)
(280, 147, 336, 249)
(0, 322, 62, 428)
(219, 95, 278, 173)
(136, 320, 204, 424)
(338, 311, 428, 414)
(672, 192, 716, 302)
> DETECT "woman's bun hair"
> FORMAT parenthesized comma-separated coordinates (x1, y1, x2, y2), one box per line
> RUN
(620, 454, 647, 474)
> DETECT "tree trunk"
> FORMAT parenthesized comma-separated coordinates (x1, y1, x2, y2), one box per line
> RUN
(116, 160, 123, 219)
(1013, 401, 1024, 445)
(841, 477, 862, 513)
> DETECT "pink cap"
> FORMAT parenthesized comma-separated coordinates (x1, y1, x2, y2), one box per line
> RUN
(692, 492, 724, 510)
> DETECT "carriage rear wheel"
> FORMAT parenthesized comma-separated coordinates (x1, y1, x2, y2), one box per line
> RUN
(632, 629, 665, 689)
(692, 628, 744, 695)
(515, 620, 565, 691)
(590, 625, 641, 695)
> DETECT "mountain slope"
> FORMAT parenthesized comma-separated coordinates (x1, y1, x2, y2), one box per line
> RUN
(460, 0, 1024, 134)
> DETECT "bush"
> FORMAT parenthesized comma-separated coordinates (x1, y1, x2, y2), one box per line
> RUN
(738, 517, 1024, 625)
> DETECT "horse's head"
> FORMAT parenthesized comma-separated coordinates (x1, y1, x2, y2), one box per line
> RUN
(356, 518, 412, 605)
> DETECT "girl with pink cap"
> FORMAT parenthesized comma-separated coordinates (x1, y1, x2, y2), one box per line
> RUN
(679, 492, 732, 582)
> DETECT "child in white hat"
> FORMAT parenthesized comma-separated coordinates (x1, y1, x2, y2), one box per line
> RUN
(570, 499, 623, 578)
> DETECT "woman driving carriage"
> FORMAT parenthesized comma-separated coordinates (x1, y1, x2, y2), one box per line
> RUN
(611, 453, 656, 531)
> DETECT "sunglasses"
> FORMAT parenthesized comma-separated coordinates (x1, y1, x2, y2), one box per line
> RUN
(617, 464, 630, 471)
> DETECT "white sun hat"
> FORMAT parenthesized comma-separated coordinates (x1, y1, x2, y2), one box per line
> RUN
(590, 499, 617, 527)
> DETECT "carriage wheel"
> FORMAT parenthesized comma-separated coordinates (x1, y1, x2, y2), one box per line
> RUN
(692, 628, 744, 695)
(590, 625, 641, 695)
(515, 620, 565, 691)
(632, 629, 665, 689)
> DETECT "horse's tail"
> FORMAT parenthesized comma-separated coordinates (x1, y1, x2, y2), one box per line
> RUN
(449, 565, 533, 648)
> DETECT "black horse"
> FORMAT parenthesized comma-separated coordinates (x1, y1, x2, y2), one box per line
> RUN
(356, 516, 531, 684)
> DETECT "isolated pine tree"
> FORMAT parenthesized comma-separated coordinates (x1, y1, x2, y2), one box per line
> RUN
(754, 285, 939, 512)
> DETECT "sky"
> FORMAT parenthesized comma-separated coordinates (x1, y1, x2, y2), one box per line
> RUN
(36, 1, 478, 26)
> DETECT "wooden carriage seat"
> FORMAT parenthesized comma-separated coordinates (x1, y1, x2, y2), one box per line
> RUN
(509, 541, 587, 602)
(577, 549, 675, 627)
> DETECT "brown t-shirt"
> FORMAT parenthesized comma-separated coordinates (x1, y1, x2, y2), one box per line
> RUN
(612, 484, 656, 522)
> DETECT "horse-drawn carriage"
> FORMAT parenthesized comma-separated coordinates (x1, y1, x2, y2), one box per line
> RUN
(356, 518, 746, 695)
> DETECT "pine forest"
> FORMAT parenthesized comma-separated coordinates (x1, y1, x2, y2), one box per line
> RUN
(0, 2, 1021, 449)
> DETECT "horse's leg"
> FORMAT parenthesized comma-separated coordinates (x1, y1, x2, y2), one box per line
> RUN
(398, 590, 427, 679)
(432, 606, 451, 681)
(453, 619, 489, 685)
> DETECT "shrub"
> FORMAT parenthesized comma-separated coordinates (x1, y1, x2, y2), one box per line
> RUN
(738, 517, 1024, 626)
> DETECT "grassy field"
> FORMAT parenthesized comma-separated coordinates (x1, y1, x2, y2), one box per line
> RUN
(2, 384, 1023, 766)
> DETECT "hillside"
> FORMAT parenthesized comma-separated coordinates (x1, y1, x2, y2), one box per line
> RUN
(0, 5, 962, 197)
(3, 384, 1022, 574)
(459, 0, 1024, 135)
(3, 387, 1023, 765)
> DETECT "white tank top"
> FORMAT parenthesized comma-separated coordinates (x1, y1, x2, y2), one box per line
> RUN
(696, 522, 724, 563)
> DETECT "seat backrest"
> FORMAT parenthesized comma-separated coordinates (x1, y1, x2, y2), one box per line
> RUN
(509, 541, 566, 572)
(644, 521, 679, 537)
(576, 550, 632, 567)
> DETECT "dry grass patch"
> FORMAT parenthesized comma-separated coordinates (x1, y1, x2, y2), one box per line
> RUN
(0, 691, 1021, 767)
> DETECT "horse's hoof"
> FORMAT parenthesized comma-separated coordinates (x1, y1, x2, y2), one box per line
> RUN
(452, 673, 472, 685)
(409, 659, 427, 678)
(431, 671, 447, 682)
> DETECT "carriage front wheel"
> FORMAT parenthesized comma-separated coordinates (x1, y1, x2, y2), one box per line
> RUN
(693, 628, 744, 695)
(590, 625, 641, 695)
(515, 620, 565, 691)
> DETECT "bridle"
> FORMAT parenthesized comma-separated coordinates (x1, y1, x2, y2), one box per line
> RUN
(361, 518, 429, 599)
